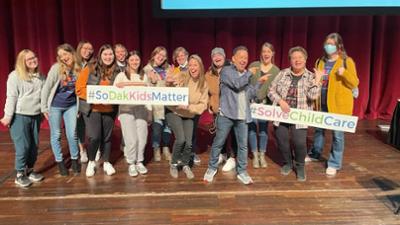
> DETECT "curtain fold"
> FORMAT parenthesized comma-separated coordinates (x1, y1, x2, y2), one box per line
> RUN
(1, 0, 400, 132)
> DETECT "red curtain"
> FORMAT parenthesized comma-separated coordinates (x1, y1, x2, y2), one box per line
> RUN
(1, 0, 400, 131)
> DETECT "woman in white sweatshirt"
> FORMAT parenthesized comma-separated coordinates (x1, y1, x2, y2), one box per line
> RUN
(114, 51, 152, 177)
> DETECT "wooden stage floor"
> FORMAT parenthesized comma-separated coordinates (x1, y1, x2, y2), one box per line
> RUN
(0, 120, 400, 225)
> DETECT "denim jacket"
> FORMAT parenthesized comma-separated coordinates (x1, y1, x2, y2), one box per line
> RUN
(219, 64, 260, 123)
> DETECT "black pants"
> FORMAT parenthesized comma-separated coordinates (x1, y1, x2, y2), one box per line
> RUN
(275, 123, 307, 165)
(83, 112, 115, 162)
(165, 112, 194, 166)
(191, 115, 200, 154)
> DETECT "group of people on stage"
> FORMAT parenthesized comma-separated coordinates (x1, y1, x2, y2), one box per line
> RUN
(1, 32, 359, 188)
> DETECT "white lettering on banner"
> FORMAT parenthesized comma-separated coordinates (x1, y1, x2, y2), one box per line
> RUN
(250, 103, 358, 133)
(86, 85, 189, 105)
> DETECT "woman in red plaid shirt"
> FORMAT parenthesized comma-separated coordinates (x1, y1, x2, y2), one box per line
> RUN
(268, 46, 322, 182)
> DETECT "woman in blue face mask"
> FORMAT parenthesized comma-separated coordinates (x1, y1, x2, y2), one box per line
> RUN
(306, 33, 359, 176)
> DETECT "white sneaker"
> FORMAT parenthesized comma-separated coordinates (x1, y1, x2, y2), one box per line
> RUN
(136, 162, 148, 175)
(80, 150, 88, 163)
(95, 150, 101, 162)
(237, 172, 254, 185)
(326, 167, 337, 176)
(217, 154, 226, 165)
(86, 161, 96, 177)
(103, 162, 116, 176)
(203, 168, 217, 183)
(128, 164, 138, 177)
(222, 157, 236, 172)
(305, 155, 319, 163)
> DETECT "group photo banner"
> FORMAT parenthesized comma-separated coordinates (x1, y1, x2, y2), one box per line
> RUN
(86, 85, 189, 105)
(251, 104, 359, 133)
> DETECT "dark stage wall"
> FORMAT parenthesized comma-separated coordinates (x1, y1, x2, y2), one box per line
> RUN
(1, 0, 400, 130)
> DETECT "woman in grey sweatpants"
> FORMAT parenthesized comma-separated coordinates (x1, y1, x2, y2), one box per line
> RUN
(114, 51, 151, 177)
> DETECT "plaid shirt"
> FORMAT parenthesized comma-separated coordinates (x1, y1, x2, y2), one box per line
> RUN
(268, 68, 321, 129)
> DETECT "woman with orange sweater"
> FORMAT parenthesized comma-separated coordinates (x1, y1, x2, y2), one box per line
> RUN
(76, 44, 118, 177)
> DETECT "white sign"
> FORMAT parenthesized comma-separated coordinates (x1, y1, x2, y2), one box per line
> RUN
(251, 103, 358, 133)
(86, 85, 189, 105)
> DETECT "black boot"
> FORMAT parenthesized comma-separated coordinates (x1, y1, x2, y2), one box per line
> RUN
(58, 161, 69, 176)
(295, 161, 306, 182)
(71, 159, 81, 174)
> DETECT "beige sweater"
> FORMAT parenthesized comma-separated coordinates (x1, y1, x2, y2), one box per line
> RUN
(167, 77, 208, 118)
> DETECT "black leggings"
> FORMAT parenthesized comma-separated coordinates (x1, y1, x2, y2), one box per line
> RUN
(83, 112, 115, 162)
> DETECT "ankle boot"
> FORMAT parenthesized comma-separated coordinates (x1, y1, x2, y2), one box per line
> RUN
(71, 159, 81, 174)
(259, 152, 268, 168)
(153, 147, 161, 162)
(252, 151, 260, 169)
(57, 161, 69, 176)
(295, 161, 306, 182)
(162, 146, 171, 161)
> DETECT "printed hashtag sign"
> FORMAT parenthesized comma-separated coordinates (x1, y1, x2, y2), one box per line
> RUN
(250, 103, 359, 133)
(86, 85, 189, 105)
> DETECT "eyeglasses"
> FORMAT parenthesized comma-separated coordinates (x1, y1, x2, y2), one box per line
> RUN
(82, 47, 93, 52)
(26, 56, 37, 62)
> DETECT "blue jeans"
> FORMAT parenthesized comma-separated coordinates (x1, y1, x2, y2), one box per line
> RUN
(248, 119, 268, 153)
(208, 115, 248, 174)
(10, 114, 41, 172)
(152, 119, 171, 148)
(48, 105, 79, 162)
(309, 128, 345, 169)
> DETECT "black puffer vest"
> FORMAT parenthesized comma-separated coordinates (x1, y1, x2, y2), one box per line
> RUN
(79, 67, 117, 115)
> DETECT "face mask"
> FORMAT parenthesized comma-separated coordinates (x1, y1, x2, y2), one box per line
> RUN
(324, 44, 337, 55)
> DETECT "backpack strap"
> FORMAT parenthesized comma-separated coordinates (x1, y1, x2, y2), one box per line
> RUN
(342, 56, 347, 69)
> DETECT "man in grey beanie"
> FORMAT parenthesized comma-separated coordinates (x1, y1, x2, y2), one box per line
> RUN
(211, 47, 226, 58)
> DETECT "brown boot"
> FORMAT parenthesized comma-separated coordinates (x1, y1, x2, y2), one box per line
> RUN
(252, 151, 260, 169)
(259, 152, 268, 168)
(162, 146, 171, 161)
(153, 147, 161, 162)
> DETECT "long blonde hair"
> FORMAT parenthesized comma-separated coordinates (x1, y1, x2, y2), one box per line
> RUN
(56, 43, 80, 80)
(187, 54, 206, 91)
(15, 49, 39, 81)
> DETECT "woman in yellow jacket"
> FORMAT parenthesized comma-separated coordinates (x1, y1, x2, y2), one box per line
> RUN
(306, 33, 359, 176)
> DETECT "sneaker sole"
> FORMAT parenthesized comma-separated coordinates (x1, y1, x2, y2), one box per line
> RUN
(297, 177, 307, 182)
(222, 166, 235, 172)
(236, 175, 253, 185)
(280, 170, 292, 176)
(203, 170, 217, 183)
(29, 177, 44, 183)
(305, 158, 320, 163)
(15, 180, 32, 188)
(104, 171, 116, 176)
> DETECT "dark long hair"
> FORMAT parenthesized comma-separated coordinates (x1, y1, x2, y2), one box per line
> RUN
(91, 44, 116, 80)
(76, 40, 95, 67)
(321, 32, 347, 62)
(124, 50, 144, 80)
